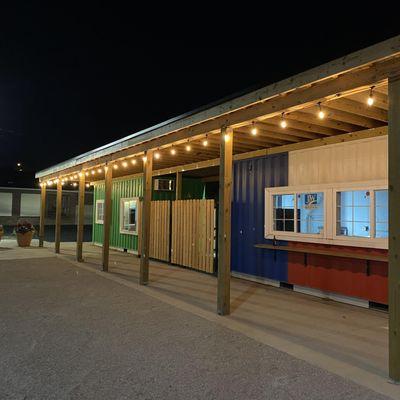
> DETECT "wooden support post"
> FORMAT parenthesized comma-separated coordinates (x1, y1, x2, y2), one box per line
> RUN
(217, 127, 233, 315)
(76, 172, 85, 262)
(175, 171, 183, 200)
(389, 75, 400, 383)
(39, 183, 46, 247)
(102, 165, 113, 271)
(55, 179, 62, 254)
(140, 150, 153, 285)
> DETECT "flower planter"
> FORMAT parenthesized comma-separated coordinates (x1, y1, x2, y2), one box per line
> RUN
(17, 231, 33, 247)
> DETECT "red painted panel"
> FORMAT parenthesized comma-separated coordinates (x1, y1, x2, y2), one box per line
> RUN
(287, 242, 388, 304)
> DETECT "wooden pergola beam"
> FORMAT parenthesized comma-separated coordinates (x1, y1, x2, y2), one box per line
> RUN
(217, 126, 233, 316)
(55, 180, 62, 254)
(284, 110, 361, 132)
(302, 106, 382, 129)
(39, 183, 46, 247)
(139, 150, 153, 285)
(39, 57, 400, 182)
(327, 97, 388, 122)
(388, 75, 400, 383)
(102, 165, 113, 271)
(76, 172, 85, 262)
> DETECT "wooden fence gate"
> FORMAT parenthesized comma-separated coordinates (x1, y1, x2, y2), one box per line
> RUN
(171, 199, 215, 273)
(139, 200, 171, 262)
(140, 199, 216, 273)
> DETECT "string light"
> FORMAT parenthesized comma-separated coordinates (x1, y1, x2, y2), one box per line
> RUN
(170, 147, 176, 155)
(73, 174, 78, 179)
(280, 113, 287, 128)
(224, 132, 230, 142)
(97, 168, 102, 173)
(48, 180, 53, 186)
(142, 156, 147, 163)
(317, 102, 325, 119)
(85, 183, 90, 188)
(367, 86, 375, 106)
(113, 164, 119, 170)
(131, 159, 137, 165)
(122, 161, 128, 168)
(251, 122, 258, 136)
(85, 172, 89, 177)
(203, 135, 208, 146)
(154, 151, 161, 159)
(91, 170, 95, 175)
(186, 143, 191, 151)
(73, 182, 77, 187)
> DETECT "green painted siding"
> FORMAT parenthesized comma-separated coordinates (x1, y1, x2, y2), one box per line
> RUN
(152, 177, 205, 200)
(93, 175, 204, 250)
(93, 176, 143, 251)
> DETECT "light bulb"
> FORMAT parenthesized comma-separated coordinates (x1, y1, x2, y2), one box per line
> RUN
(170, 148, 176, 155)
(86, 183, 90, 188)
(113, 164, 118, 170)
(142, 156, 147, 163)
(122, 161, 128, 168)
(367, 86, 375, 106)
(251, 127, 257, 135)
(85, 172, 89, 176)
(203, 139, 208, 146)
(154, 152, 161, 159)
(280, 113, 287, 128)
(91, 170, 95, 175)
(97, 168, 102, 173)
(186, 144, 191, 151)
(224, 134, 230, 142)
(131, 159, 137, 165)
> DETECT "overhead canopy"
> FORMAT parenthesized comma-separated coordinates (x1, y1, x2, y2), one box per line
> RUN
(36, 35, 400, 183)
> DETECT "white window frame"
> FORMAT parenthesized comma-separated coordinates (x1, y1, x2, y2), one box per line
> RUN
(95, 200, 104, 224)
(265, 180, 388, 249)
(119, 197, 139, 235)
(265, 187, 330, 240)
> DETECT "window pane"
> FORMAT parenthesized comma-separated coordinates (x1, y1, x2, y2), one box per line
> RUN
(297, 192, 324, 234)
(375, 190, 388, 207)
(96, 201, 104, 222)
(375, 190, 388, 238)
(336, 190, 370, 238)
(376, 223, 388, 238)
(122, 199, 137, 232)
(273, 194, 294, 232)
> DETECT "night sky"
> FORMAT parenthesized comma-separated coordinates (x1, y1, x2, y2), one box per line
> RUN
(1, 6, 399, 187)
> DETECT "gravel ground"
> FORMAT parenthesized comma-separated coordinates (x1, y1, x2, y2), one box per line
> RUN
(0, 257, 390, 400)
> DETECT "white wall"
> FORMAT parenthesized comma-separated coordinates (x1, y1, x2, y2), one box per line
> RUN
(20, 193, 41, 217)
(0, 193, 12, 216)
(289, 136, 387, 185)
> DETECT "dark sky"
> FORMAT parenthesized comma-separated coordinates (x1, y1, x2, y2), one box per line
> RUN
(1, 6, 399, 186)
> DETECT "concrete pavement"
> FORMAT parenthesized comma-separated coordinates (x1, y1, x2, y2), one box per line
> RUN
(0, 246, 396, 399)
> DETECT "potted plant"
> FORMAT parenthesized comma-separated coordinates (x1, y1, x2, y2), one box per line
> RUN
(15, 219, 35, 247)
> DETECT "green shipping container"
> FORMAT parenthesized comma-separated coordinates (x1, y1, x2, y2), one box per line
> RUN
(92, 175, 205, 252)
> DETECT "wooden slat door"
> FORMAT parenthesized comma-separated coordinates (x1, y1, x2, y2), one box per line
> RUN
(171, 199, 215, 273)
(139, 200, 171, 262)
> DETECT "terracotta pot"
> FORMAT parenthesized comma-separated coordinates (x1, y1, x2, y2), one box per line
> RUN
(17, 231, 33, 247)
